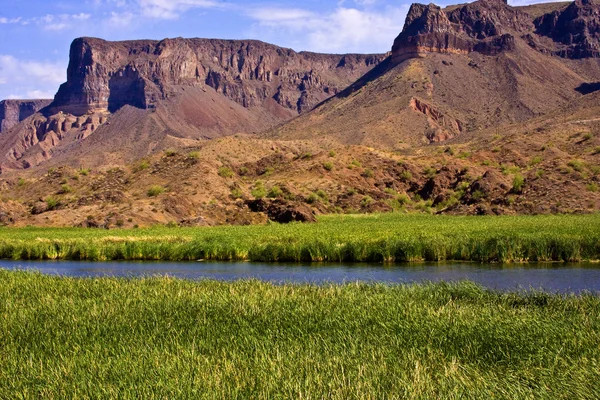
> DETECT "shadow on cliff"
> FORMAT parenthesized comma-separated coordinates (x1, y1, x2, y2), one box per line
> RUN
(575, 82, 600, 95)
(313, 56, 394, 109)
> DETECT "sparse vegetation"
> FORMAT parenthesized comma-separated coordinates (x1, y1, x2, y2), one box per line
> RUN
(45, 197, 59, 211)
(218, 166, 234, 178)
(267, 186, 283, 198)
(187, 151, 200, 161)
(512, 174, 525, 193)
(164, 149, 177, 157)
(238, 166, 249, 176)
(251, 181, 267, 199)
(78, 168, 90, 176)
(529, 156, 543, 166)
(146, 185, 165, 197)
(328, 150, 336, 157)
(400, 170, 413, 182)
(587, 183, 599, 192)
(568, 159, 585, 173)
(133, 160, 149, 172)
(230, 188, 243, 199)
(361, 168, 374, 178)
(323, 161, 334, 171)
(360, 195, 373, 208)
(59, 184, 72, 194)
(423, 166, 437, 179)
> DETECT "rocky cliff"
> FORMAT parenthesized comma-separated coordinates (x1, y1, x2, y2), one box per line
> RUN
(0, 100, 52, 133)
(391, 0, 600, 63)
(50, 37, 385, 116)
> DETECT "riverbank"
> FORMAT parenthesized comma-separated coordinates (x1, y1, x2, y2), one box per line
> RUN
(1, 270, 598, 398)
(1, 214, 599, 262)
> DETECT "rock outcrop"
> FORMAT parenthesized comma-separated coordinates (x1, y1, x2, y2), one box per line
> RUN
(392, 0, 528, 63)
(0, 100, 52, 133)
(50, 37, 385, 116)
(534, 0, 600, 58)
(392, 0, 600, 62)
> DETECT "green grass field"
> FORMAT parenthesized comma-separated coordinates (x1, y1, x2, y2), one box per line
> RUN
(1, 271, 599, 398)
(1, 214, 599, 262)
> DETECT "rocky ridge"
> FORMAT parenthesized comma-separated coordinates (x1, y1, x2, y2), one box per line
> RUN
(51, 37, 385, 116)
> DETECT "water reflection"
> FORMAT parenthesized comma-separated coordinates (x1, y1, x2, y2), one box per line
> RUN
(1, 259, 599, 294)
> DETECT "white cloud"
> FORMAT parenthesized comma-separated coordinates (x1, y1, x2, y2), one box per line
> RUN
(0, 55, 65, 100)
(138, 0, 224, 19)
(36, 13, 91, 31)
(247, 5, 408, 53)
(0, 17, 22, 24)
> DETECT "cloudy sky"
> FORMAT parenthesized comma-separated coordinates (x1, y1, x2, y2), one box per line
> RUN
(0, 0, 560, 101)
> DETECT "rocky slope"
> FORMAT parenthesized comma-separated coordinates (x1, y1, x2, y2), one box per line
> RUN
(0, 0, 599, 225)
(0, 100, 52, 133)
(0, 38, 384, 171)
(272, 0, 600, 146)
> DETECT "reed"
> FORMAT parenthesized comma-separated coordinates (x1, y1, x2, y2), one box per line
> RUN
(0, 214, 599, 262)
(1, 271, 599, 398)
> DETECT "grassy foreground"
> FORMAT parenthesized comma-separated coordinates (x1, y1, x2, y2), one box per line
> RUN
(1, 214, 600, 262)
(1, 271, 599, 398)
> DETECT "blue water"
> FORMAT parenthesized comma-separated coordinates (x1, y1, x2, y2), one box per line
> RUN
(2, 259, 600, 293)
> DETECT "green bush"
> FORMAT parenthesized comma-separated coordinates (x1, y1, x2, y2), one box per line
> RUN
(323, 162, 334, 171)
(147, 185, 165, 197)
(267, 186, 283, 198)
(512, 174, 525, 193)
(218, 166, 234, 178)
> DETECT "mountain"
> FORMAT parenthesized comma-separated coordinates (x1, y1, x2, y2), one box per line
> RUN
(271, 0, 600, 147)
(0, 38, 384, 171)
(0, 0, 598, 227)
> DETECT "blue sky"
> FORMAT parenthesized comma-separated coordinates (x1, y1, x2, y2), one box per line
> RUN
(0, 0, 561, 100)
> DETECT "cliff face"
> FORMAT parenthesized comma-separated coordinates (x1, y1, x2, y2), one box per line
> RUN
(392, 0, 600, 63)
(51, 37, 385, 116)
(0, 100, 52, 133)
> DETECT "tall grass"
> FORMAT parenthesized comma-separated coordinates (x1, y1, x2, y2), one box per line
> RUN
(0, 271, 599, 398)
(0, 214, 599, 262)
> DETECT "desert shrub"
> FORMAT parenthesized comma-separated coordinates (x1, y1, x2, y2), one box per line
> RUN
(147, 185, 164, 197)
(59, 184, 72, 194)
(133, 161, 149, 172)
(230, 188, 243, 199)
(323, 162, 334, 171)
(360, 196, 374, 208)
(424, 167, 437, 179)
(251, 182, 266, 199)
(45, 197, 59, 210)
(187, 151, 200, 161)
(512, 174, 525, 193)
(568, 159, 585, 172)
(164, 149, 177, 157)
(238, 166, 249, 176)
(400, 170, 413, 181)
(218, 166, 234, 178)
(362, 168, 374, 178)
(267, 186, 283, 198)
(529, 156, 543, 166)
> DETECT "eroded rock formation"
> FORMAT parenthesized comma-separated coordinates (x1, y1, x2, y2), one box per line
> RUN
(0, 100, 52, 133)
